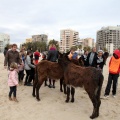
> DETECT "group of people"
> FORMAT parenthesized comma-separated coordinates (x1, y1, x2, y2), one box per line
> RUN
(4, 43, 59, 102)
(3, 43, 120, 102)
(69, 47, 120, 98)
(4, 44, 41, 102)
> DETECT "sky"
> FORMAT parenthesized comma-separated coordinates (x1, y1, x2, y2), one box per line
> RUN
(0, 0, 120, 46)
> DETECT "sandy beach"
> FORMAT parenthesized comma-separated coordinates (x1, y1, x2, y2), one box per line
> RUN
(0, 53, 120, 120)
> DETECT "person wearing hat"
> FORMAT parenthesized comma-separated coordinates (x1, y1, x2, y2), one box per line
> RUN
(104, 49, 120, 98)
(94, 50, 105, 72)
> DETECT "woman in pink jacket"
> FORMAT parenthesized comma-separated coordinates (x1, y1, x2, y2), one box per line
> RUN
(8, 62, 19, 102)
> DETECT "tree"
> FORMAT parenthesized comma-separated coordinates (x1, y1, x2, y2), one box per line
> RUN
(48, 39, 59, 50)
(78, 44, 82, 50)
(21, 41, 47, 52)
(83, 46, 91, 52)
(103, 47, 108, 52)
(70, 46, 77, 51)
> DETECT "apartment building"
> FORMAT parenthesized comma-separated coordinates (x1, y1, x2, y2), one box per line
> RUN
(82, 38, 94, 48)
(59, 29, 79, 52)
(32, 34, 48, 43)
(96, 26, 120, 54)
(0, 33, 10, 52)
(26, 38, 32, 43)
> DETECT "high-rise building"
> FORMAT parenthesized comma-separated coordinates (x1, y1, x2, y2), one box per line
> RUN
(96, 26, 120, 54)
(32, 34, 48, 43)
(26, 38, 32, 43)
(60, 29, 79, 52)
(82, 38, 94, 48)
(0, 33, 10, 52)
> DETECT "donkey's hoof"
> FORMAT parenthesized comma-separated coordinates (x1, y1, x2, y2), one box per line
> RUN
(37, 98, 40, 101)
(71, 99, 74, 103)
(90, 114, 99, 119)
(60, 89, 63, 92)
(32, 94, 36, 97)
(65, 100, 69, 103)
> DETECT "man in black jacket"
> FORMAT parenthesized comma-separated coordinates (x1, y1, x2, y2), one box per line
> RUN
(86, 47, 97, 67)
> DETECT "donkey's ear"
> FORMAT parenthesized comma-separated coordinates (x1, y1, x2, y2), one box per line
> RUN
(58, 51, 62, 57)
(65, 51, 70, 56)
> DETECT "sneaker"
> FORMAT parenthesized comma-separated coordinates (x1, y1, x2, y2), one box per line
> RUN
(104, 95, 109, 99)
(48, 84, 52, 88)
(27, 83, 33, 86)
(113, 95, 116, 98)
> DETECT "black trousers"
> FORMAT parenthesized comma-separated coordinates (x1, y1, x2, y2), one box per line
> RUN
(28, 68, 35, 83)
(105, 73, 119, 95)
(9, 86, 17, 97)
(18, 70, 24, 82)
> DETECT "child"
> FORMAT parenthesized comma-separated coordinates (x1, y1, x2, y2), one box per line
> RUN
(8, 62, 19, 102)
(18, 61, 24, 85)
(104, 49, 120, 98)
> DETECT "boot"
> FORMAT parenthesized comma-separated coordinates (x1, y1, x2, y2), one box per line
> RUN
(9, 97, 13, 101)
(13, 97, 19, 102)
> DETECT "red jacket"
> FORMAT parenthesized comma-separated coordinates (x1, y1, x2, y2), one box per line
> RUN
(34, 52, 41, 60)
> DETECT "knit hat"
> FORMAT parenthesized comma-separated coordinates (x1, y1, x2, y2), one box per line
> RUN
(98, 50, 104, 54)
(114, 49, 120, 58)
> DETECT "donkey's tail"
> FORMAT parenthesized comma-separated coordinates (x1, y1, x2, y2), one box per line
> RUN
(97, 73, 104, 99)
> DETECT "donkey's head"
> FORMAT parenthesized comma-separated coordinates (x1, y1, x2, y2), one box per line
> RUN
(58, 51, 70, 65)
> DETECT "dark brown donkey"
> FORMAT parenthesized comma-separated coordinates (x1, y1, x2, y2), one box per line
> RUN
(32, 58, 80, 102)
(58, 52, 104, 119)
(32, 60, 64, 101)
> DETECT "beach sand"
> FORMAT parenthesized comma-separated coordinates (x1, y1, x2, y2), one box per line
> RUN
(0, 53, 120, 120)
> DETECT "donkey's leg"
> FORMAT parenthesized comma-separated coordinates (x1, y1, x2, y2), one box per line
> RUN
(64, 83, 67, 94)
(60, 78, 63, 92)
(89, 95, 99, 119)
(71, 87, 75, 103)
(95, 84, 102, 117)
(32, 79, 37, 97)
(65, 86, 70, 103)
(85, 87, 99, 119)
(36, 78, 45, 101)
(36, 82, 41, 101)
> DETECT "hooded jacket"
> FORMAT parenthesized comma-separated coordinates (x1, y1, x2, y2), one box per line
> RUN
(109, 49, 120, 74)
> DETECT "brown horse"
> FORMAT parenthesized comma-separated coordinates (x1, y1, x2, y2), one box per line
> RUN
(58, 52, 104, 119)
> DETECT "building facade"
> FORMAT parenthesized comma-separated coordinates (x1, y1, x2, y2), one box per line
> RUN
(59, 29, 79, 52)
(26, 38, 32, 43)
(96, 26, 120, 54)
(82, 38, 94, 48)
(32, 34, 48, 43)
(0, 33, 10, 52)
